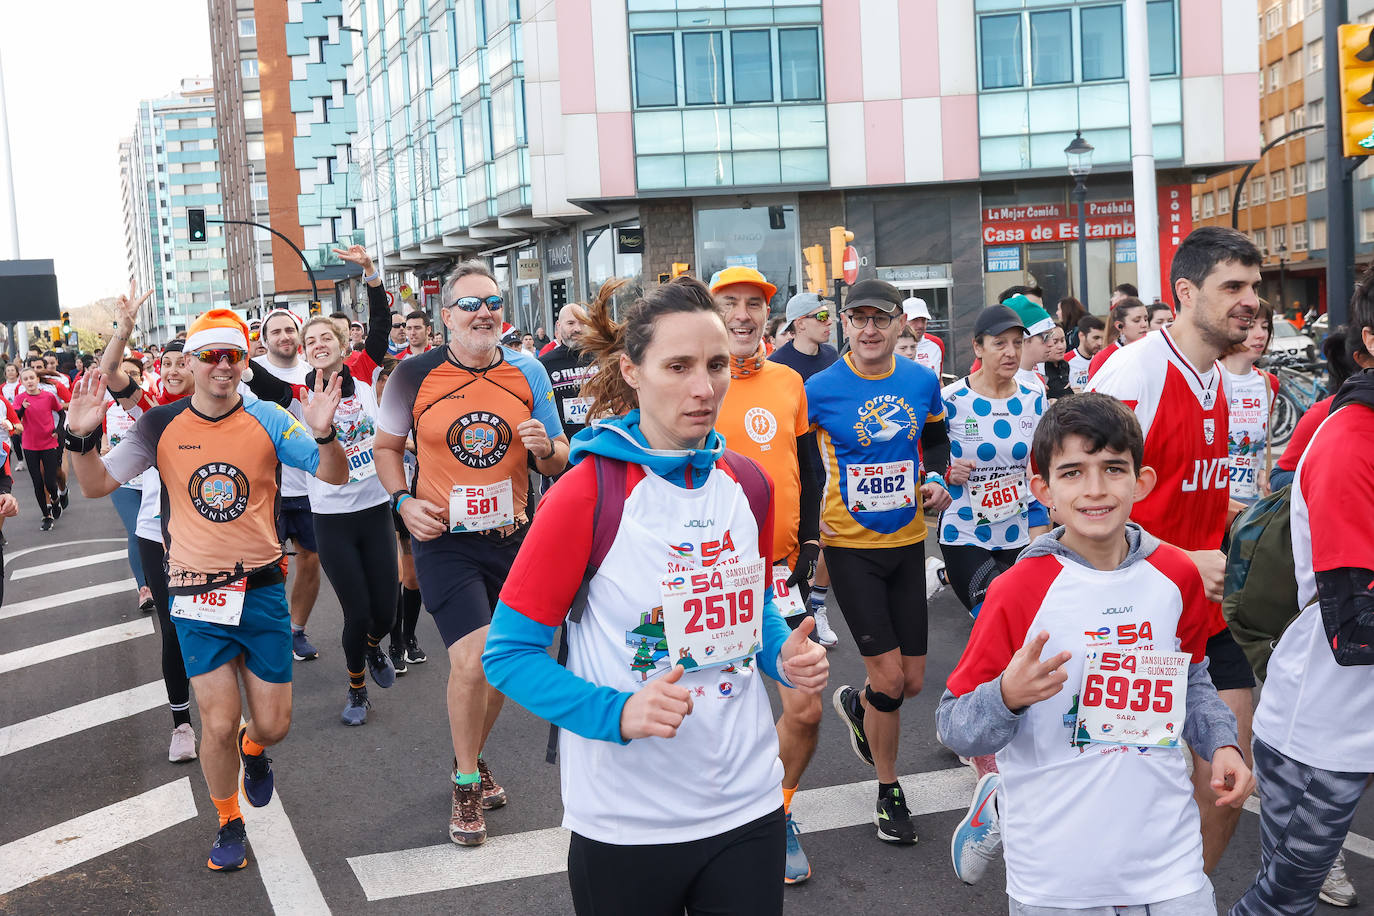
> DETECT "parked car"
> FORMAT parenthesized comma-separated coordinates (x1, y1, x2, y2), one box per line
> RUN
(1269, 319, 1316, 360)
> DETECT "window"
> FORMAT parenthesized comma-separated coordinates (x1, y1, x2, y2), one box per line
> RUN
(1238, 185, 1248, 208)
(1288, 51, 1303, 84)
(1081, 5, 1124, 82)
(1306, 0, 1321, 11)
(1201, 192, 1215, 218)
(1307, 97, 1325, 126)
(1218, 186, 1231, 213)
(980, 14, 1023, 89)
(242, 59, 259, 78)
(1291, 162, 1306, 194)
(1288, 0, 1303, 24)
(238, 17, 255, 37)
(1031, 10, 1073, 85)
(252, 181, 268, 200)
(243, 99, 262, 119)
(1272, 225, 1287, 250)
(1252, 176, 1266, 204)
(1293, 222, 1308, 252)
(1254, 228, 1267, 253)
(731, 31, 772, 103)
(1148, 0, 1176, 75)
(1269, 114, 1286, 140)
(1290, 105, 1305, 129)
(779, 29, 821, 101)
(1311, 217, 1327, 249)
(1362, 210, 1374, 243)
(1268, 63, 1281, 93)
(1271, 170, 1286, 200)
(1265, 4, 1283, 37)
(1308, 40, 1324, 72)
(633, 34, 676, 107)
(682, 32, 725, 105)
(1310, 158, 1326, 190)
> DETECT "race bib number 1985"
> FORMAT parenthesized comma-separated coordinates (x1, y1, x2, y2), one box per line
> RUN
(171, 580, 247, 627)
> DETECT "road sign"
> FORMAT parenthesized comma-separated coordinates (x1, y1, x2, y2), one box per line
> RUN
(385, 290, 395, 308)
(842, 246, 859, 284)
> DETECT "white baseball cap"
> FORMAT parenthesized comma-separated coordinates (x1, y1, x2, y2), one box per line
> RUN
(902, 297, 931, 320)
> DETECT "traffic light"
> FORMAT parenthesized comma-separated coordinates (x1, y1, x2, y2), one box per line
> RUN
(309, 301, 322, 317)
(60, 312, 71, 335)
(803, 244, 828, 294)
(671, 262, 690, 279)
(187, 208, 207, 243)
(1339, 24, 1374, 157)
(829, 226, 854, 280)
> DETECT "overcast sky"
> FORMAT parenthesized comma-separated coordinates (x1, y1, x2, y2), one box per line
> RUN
(1, 2, 211, 307)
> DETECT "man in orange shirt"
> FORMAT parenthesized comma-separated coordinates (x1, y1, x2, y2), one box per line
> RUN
(710, 266, 825, 886)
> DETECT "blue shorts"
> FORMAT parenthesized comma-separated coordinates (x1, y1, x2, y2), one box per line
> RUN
(174, 582, 292, 683)
(277, 495, 318, 553)
(1027, 499, 1050, 529)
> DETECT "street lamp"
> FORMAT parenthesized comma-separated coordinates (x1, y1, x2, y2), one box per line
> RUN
(1276, 243, 1288, 314)
(1065, 131, 1094, 306)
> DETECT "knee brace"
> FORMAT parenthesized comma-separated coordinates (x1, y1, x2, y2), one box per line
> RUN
(864, 684, 903, 712)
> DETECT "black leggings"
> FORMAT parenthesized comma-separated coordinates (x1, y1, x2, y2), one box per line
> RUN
(23, 447, 59, 516)
(941, 543, 1021, 616)
(313, 503, 398, 677)
(567, 807, 784, 916)
(138, 537, 192, 725)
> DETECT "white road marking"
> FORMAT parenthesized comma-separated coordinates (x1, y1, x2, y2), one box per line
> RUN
(11, 549, 129, 580)
(0, 680, 167, 757)
(0, 578, 138, 621)
(0, 777, 197, 896)
(0, 618, 153, 674)
(346, 767, 979, 901)
(4, 537, 127, 564)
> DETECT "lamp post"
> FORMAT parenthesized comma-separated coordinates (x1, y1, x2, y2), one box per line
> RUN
(1065, 131, 1095, 306)
(1276, 243, 1288, 313)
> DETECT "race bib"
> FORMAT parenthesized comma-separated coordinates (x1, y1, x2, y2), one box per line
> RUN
(968, 472, 1027, 524)
(170, 580, 247, 627)
(771, 563, 806, 618)
(449, 479, 514, 533)
(846, 461, 917, 513)
(1075, 649, 1189, 748)
(345, 439, 377, 482)
(1228, 453, 1258, 498)
(659, 558, 766, 670)
(562, 397, 591, 426)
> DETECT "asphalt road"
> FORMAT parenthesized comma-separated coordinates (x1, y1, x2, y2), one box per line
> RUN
(2, 494, 1372, 915)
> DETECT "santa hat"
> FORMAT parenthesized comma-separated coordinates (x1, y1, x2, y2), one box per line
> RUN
(185, 309, 250, 353)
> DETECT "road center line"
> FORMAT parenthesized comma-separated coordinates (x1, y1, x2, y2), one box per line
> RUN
(11, 549, 130, 580)
(0, 680, 167, 757)
(0, 618, 153, 675)
(0, 579, 138, 622)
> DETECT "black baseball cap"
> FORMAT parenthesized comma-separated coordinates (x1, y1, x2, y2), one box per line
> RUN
(973, 304, 1026, 338)
(842, 279, 903, 314)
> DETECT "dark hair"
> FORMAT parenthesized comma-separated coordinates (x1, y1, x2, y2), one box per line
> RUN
(1350, 268, 1374, 359)
(1077, 314, 1105, 335)
(1146, 301, 1173, 322)
(1168, 227, 1262, 298)
(1032, 392, 1145, 479)
(1112, 283, 1138, 297)
(1323, 325, 1358, 389)
(405, 310, 430, 326)
(329, 311, 349, 322)
(1107, 297, 1146, 344)
(580, 276, 724, 418)
(997, 284, 1043, 304)
(766, 315, 788, 337)
(1056, 297, 1087, 329)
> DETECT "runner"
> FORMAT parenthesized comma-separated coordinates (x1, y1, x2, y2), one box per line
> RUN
(375, 357, 427, 674)
(810, 278, 952, 845)
(539, 302, 598, 457)
(66, 309, 347, 872)
(1003, 295, 1055, 396)
(374, 260, 569, 845)
(1089, 226, 1263, 874)
(1148, 300, 1175, 331)
(1055, 297, 1087, 350)
(900, 297, 945, 379)
(3, 363, 23, 470)
(1065, 315, 1105, 391)
(1042, 322, 1072, 401)
(1221, 301, 1278, 506)
(104, 355, 155, 612)
(386, 311, 408, 356)
(710, 267, 826, 884)
(1088, 296, 1150, 379)
(14, 367, 66, 530)
(1270, 327, 1372, 490)
(483, 275, 828, 916)
(401, 310, 432, 358)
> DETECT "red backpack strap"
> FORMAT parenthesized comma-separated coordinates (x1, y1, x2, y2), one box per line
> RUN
(720, 449, 772, 535)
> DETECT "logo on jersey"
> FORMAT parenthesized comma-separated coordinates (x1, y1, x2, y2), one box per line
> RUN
(1202, 418, 1215, 445)
(447, 411, 513, 469)
(188, 463, 251, 522)
(853, 395, 919, 446)
(744, 407, 777, 445)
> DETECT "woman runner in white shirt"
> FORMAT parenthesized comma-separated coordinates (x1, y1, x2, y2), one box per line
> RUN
(1221, 301, 1277, 505)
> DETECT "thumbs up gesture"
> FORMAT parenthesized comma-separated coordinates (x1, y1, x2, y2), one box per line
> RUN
(619, 663, 695, 740)
(780, 616, 830, 694)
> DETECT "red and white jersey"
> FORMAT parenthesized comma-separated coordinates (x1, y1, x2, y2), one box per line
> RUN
(912, 335, 943, 378)
(946, 544, 1213, 908)
(1066, 349, 1093, 390)
(1087, 339, 1122, 379)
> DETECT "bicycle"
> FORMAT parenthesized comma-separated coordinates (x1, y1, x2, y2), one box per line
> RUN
(1259, 352, 1327, 449)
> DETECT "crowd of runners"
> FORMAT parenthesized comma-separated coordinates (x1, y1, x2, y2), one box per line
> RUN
(16, 225, 1374, 915)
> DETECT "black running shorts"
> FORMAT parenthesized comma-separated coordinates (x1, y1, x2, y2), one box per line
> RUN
(823, 541, 928, 657)
(1206, 626, 1257, 691)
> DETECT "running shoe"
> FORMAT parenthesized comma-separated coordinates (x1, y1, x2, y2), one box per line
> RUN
(291, 630, 319, 661)
(341, 686, 370, 726)
(237, 726, 274, 808)
(168, 723, 198, 763)
(388, 641, 409, 676)
(59, 489, 69, 510)
(40, 516, 53, 532)
(51, 500, 61, 520)
(405, 636, 427, 664)
(831, 685, 874, 766)
(476, 757, 507, 809)
(449, 781, 487, 845)
(951, 772, 1002, 885)
(784, 811, 812, 884)
(875, 785, 918, 845)
(139, 588, 156, 614)
(926, 556, 947, 599)
(207, 817, 248, 871)
(366, 644, 396, 688)
(812, 605, 839, 647)
(1321, 850, 1358, 907)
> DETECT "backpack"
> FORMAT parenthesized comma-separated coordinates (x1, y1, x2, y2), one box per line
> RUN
(543, 449, 773, 763)
(1221, 484, 1311, 681)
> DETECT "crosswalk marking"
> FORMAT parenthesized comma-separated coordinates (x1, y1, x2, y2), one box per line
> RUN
(0, 680, 167, 758)
(0, 777, 197, 896)
(0, 618, 153, 675)
(0, 578, 138, 621)
(241, 793, 333, 915)
(346, 766, 979, 901)
(10, 549, 129, 580)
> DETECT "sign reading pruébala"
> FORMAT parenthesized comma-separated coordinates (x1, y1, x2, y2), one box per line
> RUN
(981, 198, 1138, 245)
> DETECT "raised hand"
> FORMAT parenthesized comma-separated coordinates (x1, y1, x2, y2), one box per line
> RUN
(65, 369, 110, 437)
(331, 245, 376, 278)
(517, 417, 552, 459)
(117, 279, 153, 330)
(619, 663, 694, 740)
(303, 371, 343, 439)
(999, 630, 1073, 711)
(780, 616, 829, 693)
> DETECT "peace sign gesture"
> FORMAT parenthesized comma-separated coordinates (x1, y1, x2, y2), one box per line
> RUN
(116, 279, 154, 333)
(331, 245, 376, 279)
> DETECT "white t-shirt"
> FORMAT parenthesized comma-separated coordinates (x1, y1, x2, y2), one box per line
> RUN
(2, 380, 19, 406)
(1013, 368, 1046, 397)
(939, 377, 1043, 549)
(912, 336, 943, 379)
(256, 359, 310, 498)
(304, 377, 389, 514)
(136, 467, 163, 542)
(105, 394, 143, 489)
(1223, 367, 1273, 503)
(1066, 349, 1093, 390)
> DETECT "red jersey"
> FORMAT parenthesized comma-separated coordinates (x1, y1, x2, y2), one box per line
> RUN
(1087, 340, 1121, 379)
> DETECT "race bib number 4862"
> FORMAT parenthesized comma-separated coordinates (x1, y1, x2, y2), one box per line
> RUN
(846, 462, 916, 513)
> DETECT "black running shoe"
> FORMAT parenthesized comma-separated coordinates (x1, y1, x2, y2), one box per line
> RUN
(831, 685, 874, 766)
(59, 489, 69, 510)
(405, 637, 427, 664)
(875, 785, 918, 845)
(40, 516, 53, 531)
(50, 500, 61, 520)
(388, 641, 408, 676)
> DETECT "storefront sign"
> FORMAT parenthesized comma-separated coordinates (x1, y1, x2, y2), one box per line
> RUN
(985, 247, 1021, 272)
(517, 258, 541, 281)
(877, 265, 950, 282)
(1115, 239, 1137, 264)
(544, 233, 574, 273)
(422, 279, 441, 295)
(1157, 186, 1192, 304)
(981, 199, 1137, 244)
(616, 227, 644, 254)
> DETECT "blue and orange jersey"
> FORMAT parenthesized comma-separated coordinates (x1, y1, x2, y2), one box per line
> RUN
(377, 345, 561, 520)
(806, 354, 946, 549)
(102, 394, 320, 594)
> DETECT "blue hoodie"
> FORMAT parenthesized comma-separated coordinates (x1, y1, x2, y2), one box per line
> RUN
(482, 411, 792, 745)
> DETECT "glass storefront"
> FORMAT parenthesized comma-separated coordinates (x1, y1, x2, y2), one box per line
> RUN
(583, 219, 644, 303)
(694, 201, 800, 314)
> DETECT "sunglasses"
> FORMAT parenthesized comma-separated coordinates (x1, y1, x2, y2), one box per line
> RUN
(391, 322, 405, 329)
(448, 295, 504, 312)
(192, 348, 247, 365)
(809, 310, 832, 323)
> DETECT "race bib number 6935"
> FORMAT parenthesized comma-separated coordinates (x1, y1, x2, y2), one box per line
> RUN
(1076, 649, 1189, 748)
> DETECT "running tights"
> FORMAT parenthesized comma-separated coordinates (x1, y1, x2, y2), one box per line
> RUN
(137, 538, 191, 727)
(23, 447, 59, 517)
(313, 503, 398, 678)
(941, 543, 1021, 617)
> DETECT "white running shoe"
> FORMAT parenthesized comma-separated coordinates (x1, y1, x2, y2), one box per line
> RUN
(951, 772, 1002, 885)
(926, 556, 947, 599)
(168, 723, 198, 763)
(812, 605, 839, 647)
(1321, 850, 1358, 907)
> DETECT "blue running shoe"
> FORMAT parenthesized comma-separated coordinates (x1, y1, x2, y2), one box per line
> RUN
(291, 629, 319, 661)
(207, 817, 248, 871)
(341, 686, 370, 726)
(784, 811, 812, 884)
(951, 772, 1001, 885)
(366, 643, 396, 688)
(238, 726, 275, 808)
